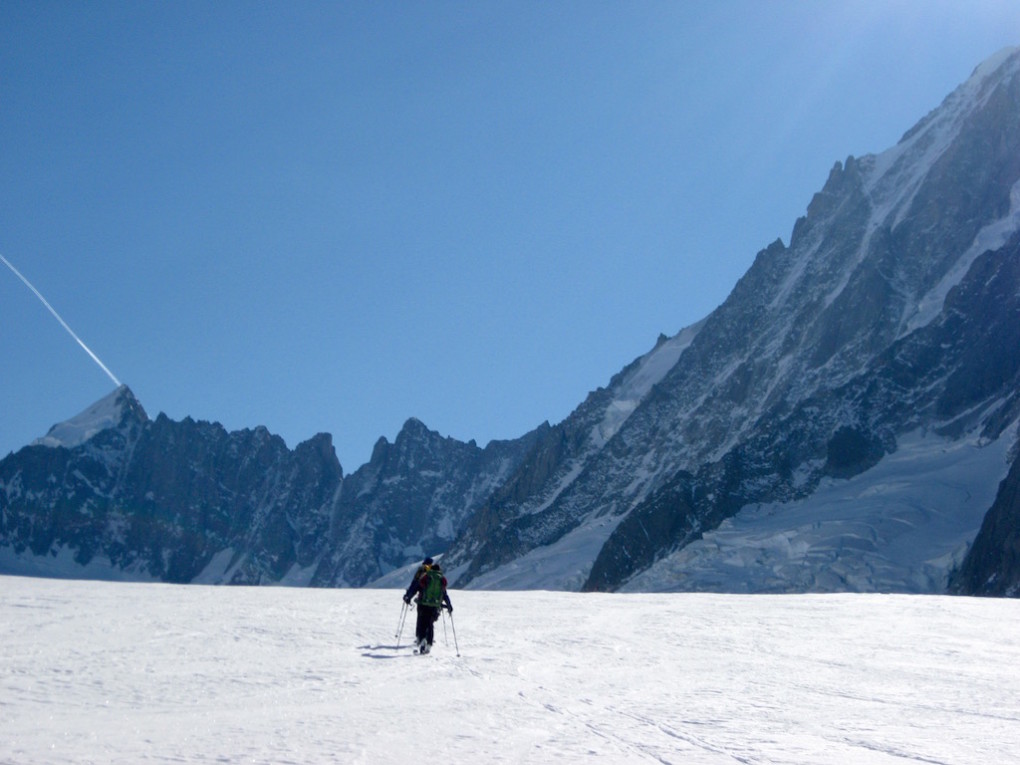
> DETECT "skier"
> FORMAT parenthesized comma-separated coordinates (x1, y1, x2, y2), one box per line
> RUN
(403, 560, 452, 654)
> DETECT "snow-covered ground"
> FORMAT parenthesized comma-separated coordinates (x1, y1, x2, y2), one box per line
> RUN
(2, 576, 1018, 764)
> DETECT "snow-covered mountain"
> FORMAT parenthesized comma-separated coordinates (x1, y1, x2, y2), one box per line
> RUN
(0, 385, 538, 586)
(441, 45, 1020, 594)
(2, 47, 1020, 595)
(0, 385, 339, 583)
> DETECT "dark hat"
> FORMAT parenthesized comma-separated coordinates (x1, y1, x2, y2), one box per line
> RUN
(423, 557, 434, 565)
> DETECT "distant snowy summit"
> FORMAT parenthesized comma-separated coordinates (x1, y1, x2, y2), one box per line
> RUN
(33, 385, 148, 450)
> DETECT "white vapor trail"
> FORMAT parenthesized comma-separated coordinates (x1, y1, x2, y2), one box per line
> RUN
(0, 253, 122, 387)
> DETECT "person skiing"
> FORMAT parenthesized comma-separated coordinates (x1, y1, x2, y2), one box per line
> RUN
(403, 559, 452, 654)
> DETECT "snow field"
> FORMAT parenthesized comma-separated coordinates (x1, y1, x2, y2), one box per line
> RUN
(1, 576, 1018, 764)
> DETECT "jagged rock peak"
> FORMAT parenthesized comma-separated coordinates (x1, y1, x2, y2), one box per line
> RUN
(398, 417, 431, 438)
(294, 432, 343, 474)
(33, 384, 149, 450)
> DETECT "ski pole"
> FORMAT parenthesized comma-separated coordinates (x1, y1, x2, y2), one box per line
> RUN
(448, 610, 460, 657)
(395, 601, 406, 638)
(440, 608, 449, 647)
(395, 602, 409, 646)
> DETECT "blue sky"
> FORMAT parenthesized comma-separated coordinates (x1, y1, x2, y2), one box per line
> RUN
(2, 2, 1019, 471)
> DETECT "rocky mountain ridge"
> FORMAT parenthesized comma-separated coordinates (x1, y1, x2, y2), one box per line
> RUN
(0, 385, 540, 586)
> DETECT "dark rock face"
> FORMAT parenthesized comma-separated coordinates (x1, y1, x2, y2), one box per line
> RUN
(950, 449, 1020, 597)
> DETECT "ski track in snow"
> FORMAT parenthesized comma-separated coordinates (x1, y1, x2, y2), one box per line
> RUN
(1, 577, 1018, 764)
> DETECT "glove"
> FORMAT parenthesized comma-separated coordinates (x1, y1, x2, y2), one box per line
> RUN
(444, 603, 453, 613)
(403, 594, 411, 605)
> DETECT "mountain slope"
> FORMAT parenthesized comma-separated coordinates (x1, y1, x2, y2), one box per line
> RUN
(444, 46, 1020, 593)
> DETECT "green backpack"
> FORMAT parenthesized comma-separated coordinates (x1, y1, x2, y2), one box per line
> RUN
(421, 568, 445, 608)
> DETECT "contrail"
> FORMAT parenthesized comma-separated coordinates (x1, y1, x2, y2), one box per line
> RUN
(0, 252, 121, 387)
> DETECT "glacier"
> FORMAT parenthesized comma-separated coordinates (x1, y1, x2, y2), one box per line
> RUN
(2, 575, 1018, 764)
